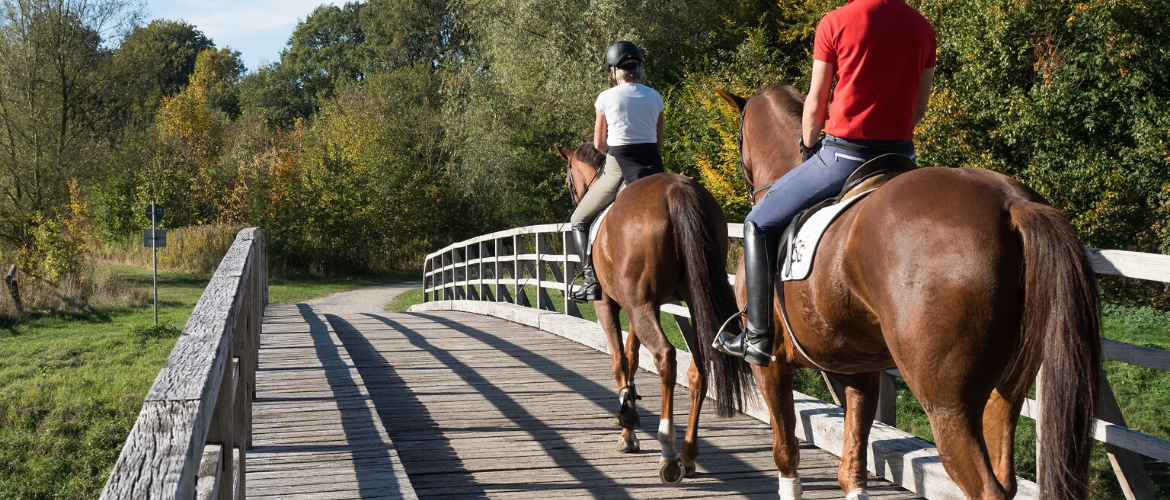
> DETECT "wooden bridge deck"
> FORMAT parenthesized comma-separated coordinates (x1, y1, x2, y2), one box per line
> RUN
(248, 303, 922, 499)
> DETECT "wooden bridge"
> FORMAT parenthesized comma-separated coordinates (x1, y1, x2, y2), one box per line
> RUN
(100, 227, 1170, 499)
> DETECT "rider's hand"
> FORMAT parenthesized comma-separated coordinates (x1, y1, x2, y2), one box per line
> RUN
(799, 136, 822, 162)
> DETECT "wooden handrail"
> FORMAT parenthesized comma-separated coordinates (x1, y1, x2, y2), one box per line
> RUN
(102, 228, 267, 500)
(422, 223, 1170, 500)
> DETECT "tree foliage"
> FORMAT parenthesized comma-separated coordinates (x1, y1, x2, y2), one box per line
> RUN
(108, 20, 213, 129)
(3, 0, 1166, 285)
(0, 0, 137, 248)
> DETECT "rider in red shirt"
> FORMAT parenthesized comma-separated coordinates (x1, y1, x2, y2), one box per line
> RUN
(715, 0, 936, 368)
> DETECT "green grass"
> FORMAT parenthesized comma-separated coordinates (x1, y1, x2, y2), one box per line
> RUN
(0, 265, 419, 500)
(386, 286, 425, 312)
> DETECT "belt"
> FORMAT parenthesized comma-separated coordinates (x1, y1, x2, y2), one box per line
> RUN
(824, 139, 913, 156)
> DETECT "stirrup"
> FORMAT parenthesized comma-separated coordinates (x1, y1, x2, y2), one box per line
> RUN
(569, 272, 601, 302)
(714, 310, 746, 344)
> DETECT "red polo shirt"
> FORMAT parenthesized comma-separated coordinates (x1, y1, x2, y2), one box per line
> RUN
(814, 0, 936, 141)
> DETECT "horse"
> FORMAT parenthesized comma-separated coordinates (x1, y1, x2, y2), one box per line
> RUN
(555, 139, 749, 483)
(712, 86, 1100, 500)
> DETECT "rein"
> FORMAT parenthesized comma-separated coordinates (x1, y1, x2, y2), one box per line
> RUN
(735, 95, 777, 205)
(565, 148, 604, 206)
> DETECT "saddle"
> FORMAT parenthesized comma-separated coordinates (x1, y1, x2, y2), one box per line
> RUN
(772, 153, 916, 372)
(779, 153, 917, 282)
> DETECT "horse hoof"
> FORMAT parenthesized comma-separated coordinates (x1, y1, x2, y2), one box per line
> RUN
(659, 458, 685, 484)
(684, 463, 697, 478)
(617, 437, 639, 453)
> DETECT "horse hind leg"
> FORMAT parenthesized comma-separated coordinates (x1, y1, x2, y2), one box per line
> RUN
(629, 306, 685, 484)
(596, 299, 640, 452)
(983, 388, 1024, 497)
(679, 357, 707, 479)
(833, 371, 882, 499)
(906, 358, 1009, 500)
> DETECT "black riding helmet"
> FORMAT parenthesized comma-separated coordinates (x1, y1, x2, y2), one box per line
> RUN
(605, 41, 642, 70)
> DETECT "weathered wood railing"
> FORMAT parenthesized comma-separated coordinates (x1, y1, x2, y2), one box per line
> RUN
(102, 228, 267, 500)
(423, 223, 1170, 499)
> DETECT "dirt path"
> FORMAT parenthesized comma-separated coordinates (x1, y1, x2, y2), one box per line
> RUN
(305, 280, 421, 315)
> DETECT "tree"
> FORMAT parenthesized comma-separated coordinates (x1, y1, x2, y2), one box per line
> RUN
(0, 0, 138, 248)
(281, 2, 370, 103)
(108, 19, 213, 130)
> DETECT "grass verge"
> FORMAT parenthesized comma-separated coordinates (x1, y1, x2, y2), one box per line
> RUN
(0, 264, 418, 500)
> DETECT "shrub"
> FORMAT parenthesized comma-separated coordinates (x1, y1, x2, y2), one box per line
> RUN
(129, 321, 181, 342)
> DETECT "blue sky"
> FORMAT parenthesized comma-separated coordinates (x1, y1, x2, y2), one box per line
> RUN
(142, 0, 347, 71)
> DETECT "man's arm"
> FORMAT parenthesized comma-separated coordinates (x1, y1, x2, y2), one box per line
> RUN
(914, 67, 935, 125)
(594, 111, 608, 152)
(656, 111, 664, 150)
(802, 59, 835, 147)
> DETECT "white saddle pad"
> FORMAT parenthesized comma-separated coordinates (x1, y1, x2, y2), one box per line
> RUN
(781, 190, 874, 282)
(587, 203, 614, 251)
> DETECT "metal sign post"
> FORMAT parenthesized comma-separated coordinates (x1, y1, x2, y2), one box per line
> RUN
(144, 203, 165, 325)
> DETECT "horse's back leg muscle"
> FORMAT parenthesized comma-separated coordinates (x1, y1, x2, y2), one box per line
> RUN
(983, 388, 1023, 497)
(833, 371, 881, 496)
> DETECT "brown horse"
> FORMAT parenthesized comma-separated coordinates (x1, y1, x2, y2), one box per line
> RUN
(713, 86, 1100, 500)
(555, 140, 748, 483)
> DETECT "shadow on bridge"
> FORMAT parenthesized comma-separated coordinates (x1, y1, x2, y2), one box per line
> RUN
(337, 309, 813, 498)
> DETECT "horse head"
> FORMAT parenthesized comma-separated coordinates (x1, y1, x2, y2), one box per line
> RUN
(556, 138, 606, 206)
(714, 86, 805, 205)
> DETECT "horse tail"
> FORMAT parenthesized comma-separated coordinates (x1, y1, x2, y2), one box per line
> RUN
(669, 179, 747, 417)
(1010, 201, 1101, 499)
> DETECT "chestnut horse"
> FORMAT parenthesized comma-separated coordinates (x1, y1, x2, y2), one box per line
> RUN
(714, 86, 1100, 500)
(555, 140, 748, 483)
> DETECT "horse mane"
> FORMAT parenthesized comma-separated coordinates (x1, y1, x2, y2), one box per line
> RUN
(759, 85, 804, 122)
(575, 136, 606, 172)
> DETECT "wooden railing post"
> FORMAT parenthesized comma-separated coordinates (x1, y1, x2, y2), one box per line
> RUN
(1098, 368, 1157, 500)
(562, 228, 582, 318)
(536, 232, 547, 310)
(103, 228, 266, 499)
(876, 370, 897, 426)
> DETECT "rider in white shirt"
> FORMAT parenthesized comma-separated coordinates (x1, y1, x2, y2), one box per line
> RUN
(569, 41, 666, 303)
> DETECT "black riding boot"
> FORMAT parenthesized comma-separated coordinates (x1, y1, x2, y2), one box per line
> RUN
(570, 222, 602, 302)
(713, 221, 776, 366)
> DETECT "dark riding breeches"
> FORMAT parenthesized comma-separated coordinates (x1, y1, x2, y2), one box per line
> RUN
(745, 134, 915, 239)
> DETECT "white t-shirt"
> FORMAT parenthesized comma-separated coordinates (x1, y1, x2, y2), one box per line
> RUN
(594, 83, 664, 146)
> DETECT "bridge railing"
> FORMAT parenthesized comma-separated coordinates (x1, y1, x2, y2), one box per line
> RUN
(102, 228, 267, 500)
(423, 223, 1170, 499)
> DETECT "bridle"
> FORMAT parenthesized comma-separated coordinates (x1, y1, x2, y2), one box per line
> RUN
(565, 147, 604, 206)
(736, 94, 778, 205)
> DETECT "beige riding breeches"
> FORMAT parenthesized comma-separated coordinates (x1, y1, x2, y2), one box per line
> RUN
(570, 153, 623, 224)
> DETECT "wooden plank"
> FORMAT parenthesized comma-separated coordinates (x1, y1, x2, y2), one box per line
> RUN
(1086, 248, 1170, 281)
(248, 304, 419, 500)
(412, 300, 1022, 499)
(876, 370, 897, 427)
(1102, 339, 1170, 371)
(100, 401, 204, 499)
(195, 444, 222, 500)
(1021, 397, 1170, 462)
